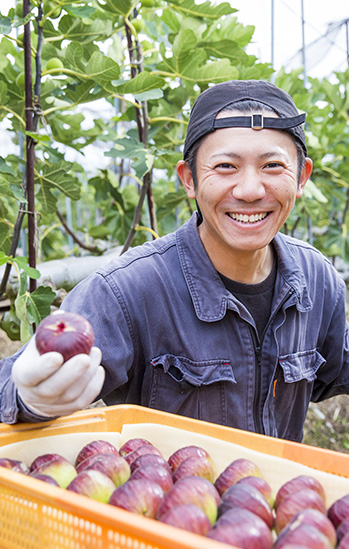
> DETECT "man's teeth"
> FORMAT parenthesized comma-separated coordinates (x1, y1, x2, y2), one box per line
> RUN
(229, 212, 268, 223)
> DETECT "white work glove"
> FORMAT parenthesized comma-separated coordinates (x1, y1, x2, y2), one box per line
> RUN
(12, 336, 105, 418)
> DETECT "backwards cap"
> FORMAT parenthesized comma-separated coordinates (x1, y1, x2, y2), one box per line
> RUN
(183, 80, 307, 158)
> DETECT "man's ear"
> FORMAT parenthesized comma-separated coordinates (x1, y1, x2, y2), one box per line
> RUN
(176, 160, 196, 199)
(296, 157, 313, 198)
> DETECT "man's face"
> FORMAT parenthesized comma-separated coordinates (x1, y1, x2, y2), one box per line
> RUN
(178, 115, 312, 267)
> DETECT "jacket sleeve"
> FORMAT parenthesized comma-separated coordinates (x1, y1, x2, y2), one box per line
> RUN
(311, 275, 349, 401)
(60, 269, 137, 399)
(0, 352, 23, 423)
(0, 269, 136, 424)
(0, 346, 53, 423)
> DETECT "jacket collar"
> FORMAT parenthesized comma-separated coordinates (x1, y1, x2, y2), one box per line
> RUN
(272, 232, 313, 312)
(176, 213, 312, 321)
(176, 213, 229, 322)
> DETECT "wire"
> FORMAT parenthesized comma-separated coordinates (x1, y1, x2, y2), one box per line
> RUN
(278, 0, 339, 40)
(285, 22, 348, 70)
(278, 0, 348, 58)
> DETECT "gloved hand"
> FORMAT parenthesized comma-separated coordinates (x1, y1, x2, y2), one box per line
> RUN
(12, 336, 105, 418)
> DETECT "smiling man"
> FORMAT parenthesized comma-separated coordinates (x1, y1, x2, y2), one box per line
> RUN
(178, 107, 312, 284)
(1, 80, 349, 442)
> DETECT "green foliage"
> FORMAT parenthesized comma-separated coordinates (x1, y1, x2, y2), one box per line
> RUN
(0, 0, 348, 340)
(276, 68, 349, 261)
(15, 270, 56, 342)
(0, 252, 55, 340)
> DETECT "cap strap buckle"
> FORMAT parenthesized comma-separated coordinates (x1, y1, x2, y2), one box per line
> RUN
(251, 113, 263, 130)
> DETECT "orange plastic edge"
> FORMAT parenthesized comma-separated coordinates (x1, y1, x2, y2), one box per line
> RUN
(0, 404, 348, 549)
(0, 404, 348, 477)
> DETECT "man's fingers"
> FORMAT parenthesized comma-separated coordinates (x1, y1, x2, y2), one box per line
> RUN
(12, 337, 64, 388)
(12, 335, 105, 418)
(24, 346, 103, 400)
(26, 365, 106, 417)
(72, 365, 105, 410)
(89, 346, 102, 367)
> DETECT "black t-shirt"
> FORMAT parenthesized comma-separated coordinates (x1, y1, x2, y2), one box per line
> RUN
(219, 256, 277, 342)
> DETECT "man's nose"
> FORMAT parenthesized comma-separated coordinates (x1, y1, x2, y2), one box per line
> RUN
(231, 169, 266, 202)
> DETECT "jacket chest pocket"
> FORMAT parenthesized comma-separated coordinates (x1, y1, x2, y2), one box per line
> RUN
(269, 349, 325, 441)
(278, 348, 325, 383)
(148, 354, 236, 425)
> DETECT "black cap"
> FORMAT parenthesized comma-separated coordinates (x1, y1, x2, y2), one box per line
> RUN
(183, 80, 307, 158)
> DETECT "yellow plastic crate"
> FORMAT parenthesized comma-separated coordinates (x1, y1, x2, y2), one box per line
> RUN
(0, 404, 348, 549)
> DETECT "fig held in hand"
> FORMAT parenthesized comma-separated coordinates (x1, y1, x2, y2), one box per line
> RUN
(35, 310, 94, 362)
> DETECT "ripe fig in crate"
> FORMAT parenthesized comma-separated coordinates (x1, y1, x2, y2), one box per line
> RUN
(214, 458, 262, 496)
(130, 464, 173, 493)
(157, 475, 220, 526)
(109, 478, 165, 518)
(172, 455, 215, 483)
(338, 518, 349, 543)
(0, 457, 29, 475)
(67, 469, 115, 503)
(130, 453, 171, 474)
(327, 494, 349, 529)
(339, 532, 349, 549)
(159, 503, 212, 536)
(76, 453, 130, 488)
(168, 445, 213, 472)
(275, 474, 326, 510)
(218, 483, 274, 529)
(29, 453, 77, 488)
(119, 438, 154, 456)
(208, 507, 273, 548)
(280, 508, 336, 547)
(274, 523, 333, 548)
(235, 475, 274, 507)
(30, 473, 60, 486)
(30, 452, 67, 473)
(275, 488, 327, 534)
(124, 444, 163, 466)
(75, 440, 119, 468)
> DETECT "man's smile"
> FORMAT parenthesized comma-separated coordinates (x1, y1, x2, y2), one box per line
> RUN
(227, 212, 269, 224)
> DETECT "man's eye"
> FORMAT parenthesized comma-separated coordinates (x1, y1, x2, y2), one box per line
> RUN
(265, 162, 284, 169)
(215, 163, 236, 169)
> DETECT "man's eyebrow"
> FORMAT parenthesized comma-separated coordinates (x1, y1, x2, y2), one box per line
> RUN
(259, 151, 289, 160)
(210, 150, 289, 160)
(210, 152, 241, 159)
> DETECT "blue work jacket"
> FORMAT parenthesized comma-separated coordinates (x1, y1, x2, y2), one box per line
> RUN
(1, 213, 349, 440)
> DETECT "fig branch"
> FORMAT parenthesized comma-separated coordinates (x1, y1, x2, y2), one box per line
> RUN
(124, 16, 144, 140)
(23, 0, 36, 293)
(0, 211, 26, 299)
(56, 211, 103, 255)
(33, 2, 44, 100)
(121, 11, 157, 254)
(0, 107, 26, 127)
(134, 22, 157, 237)
(43, 93, 139, 118)
(132, 10, 157, 237)
(341, 186, 349, 226)
(121, 171, 152, 255)
(284, 206, 305, 237)
(0, 0, 44, 299)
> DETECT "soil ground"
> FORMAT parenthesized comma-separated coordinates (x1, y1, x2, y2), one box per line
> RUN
(1, 331, 348, 454)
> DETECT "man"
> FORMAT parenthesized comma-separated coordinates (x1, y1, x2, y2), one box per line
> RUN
(1, 80, 348, 442)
